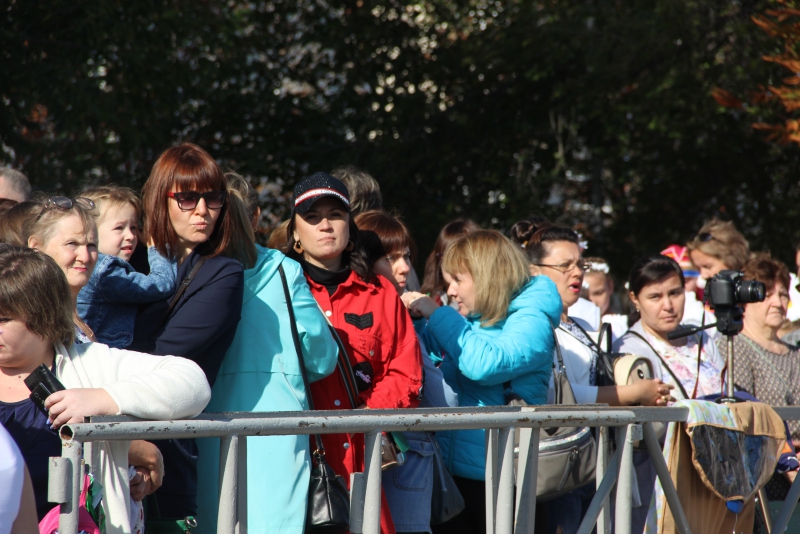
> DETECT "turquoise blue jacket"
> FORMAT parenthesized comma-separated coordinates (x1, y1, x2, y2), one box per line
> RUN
(421, 275, 562, 481)
(196, 246, 338, 533)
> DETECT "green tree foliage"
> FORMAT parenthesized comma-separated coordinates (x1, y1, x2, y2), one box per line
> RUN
(2, 0, 799, 272)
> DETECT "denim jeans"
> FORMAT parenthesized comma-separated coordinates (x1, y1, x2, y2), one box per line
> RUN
(538, 483, 596, 534)
(382, 432, 436, 533)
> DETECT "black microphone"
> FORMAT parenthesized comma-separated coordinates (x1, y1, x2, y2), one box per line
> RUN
(667, 327, 698, 340)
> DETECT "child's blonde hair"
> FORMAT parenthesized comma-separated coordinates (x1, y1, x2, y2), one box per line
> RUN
(80, 185, 141, 222)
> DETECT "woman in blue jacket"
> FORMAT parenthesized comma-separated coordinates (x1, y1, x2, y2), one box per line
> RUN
(402, 230, 562, 533)
(195, 174, 338, 534)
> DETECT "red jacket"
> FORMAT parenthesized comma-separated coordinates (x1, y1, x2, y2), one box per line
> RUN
(307, 270, 423, 534)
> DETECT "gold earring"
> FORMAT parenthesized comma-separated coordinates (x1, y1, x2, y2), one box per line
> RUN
(293, 241, 304, 254)
(345, 240, 355, 252)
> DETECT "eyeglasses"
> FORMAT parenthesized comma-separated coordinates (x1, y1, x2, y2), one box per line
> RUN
(167, 190, 226, 211)
(34, 196, 96, 222)
(535, 259, 587, 274)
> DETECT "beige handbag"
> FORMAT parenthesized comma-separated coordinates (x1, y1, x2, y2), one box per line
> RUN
(506, 330, 597, 500)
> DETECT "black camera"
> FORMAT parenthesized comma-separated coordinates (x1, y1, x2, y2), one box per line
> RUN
(707, 270, 766, 308)
(24, 364, 66, 414)
(706, 270, 766, 336)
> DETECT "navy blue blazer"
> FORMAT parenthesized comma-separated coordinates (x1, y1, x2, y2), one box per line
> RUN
(131, 249, 244, 518)
(132, 250, 244, 387)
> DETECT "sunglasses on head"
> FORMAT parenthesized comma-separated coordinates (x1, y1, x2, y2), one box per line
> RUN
(696, 232, 717, 243)
(35, 196, 96, 222)
(167, 190, 226, 211)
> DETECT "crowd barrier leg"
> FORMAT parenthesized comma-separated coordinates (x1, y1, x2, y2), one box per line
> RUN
(514, 426, 540, 533)
(772, 467, 800, 533)
(614, 424, 635, 534)
(596, 426, 612, 534)
(237, 436, 248, 534)
(576, 443, 622, 534)
(642, 422, 691, 534)
(485, 428, 500, 534)
(363, 430, 383, 534)
(58, 438, 83, 534)
(218, 434, 240, 534)
(495, 426, 516, 534)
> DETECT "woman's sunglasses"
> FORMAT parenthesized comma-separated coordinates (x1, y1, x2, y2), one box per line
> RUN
(34, 196, 96, 222)
(167, 190, 226, 211)
(695, 232, 717, 243)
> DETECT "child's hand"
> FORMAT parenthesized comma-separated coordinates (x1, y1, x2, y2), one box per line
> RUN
(44, 388, 119, 429)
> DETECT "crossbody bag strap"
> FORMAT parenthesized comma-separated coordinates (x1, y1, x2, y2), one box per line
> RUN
(566, 318, 604, 354)
(156, 256, 207, 331)
(278, 263, 325, 453)
(627, 330, 690, 400)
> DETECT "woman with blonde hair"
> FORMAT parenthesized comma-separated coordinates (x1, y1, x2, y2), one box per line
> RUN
(687, 218, 750, 281)
(402, 230, 562, 533)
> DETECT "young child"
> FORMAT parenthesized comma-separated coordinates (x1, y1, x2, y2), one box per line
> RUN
(76, 186, 177, 348)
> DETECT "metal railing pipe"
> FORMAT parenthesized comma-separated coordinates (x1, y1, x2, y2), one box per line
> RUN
(614, 424, 634, 534)
(59, 438, 82, 534)
(62, 408, 640, 442)
(217, 435, 239, 534)
(362, 431, 383, 534)
(513, 426, 540, 533)
(576, 445, 622, 534)
(642, 422, 691, 534)
(495, 426, 515, 534)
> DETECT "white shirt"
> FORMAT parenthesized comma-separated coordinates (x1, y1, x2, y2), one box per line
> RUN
(569, 297, 601, 331)
(0, 424, 25, 534)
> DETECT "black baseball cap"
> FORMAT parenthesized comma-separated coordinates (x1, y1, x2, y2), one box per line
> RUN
(291, 172, 351, 215)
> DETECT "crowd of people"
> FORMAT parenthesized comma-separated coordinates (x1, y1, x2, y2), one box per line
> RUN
(1, 144, 799, 534)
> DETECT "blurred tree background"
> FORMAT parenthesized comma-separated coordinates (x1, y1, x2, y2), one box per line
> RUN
(2, 0, 799, 275)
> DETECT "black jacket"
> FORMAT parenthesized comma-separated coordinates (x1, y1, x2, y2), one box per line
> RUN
(131, 250, 244, 518)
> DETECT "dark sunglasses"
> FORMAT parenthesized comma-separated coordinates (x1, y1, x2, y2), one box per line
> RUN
(35, 196, 96, 222)
(167, 190, 226, 211)
(695, 232, 717, 243)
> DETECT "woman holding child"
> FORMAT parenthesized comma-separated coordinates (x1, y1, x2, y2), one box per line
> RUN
(131, 143, 248, 524)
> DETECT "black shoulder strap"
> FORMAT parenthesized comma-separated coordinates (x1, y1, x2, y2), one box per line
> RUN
(564, 318, 603, 353)
(278, 263, 325, 453)
(157, 256, 207, 331)
(627, 330, 690, 400)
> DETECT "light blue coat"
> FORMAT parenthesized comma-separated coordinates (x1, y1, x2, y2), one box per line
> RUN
(196, 246, 338, 533)
(421, 275, 562, 480)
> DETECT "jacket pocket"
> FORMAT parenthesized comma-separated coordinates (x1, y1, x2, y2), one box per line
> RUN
(352, 330, 390, 363)
(390, 435, 435, 491)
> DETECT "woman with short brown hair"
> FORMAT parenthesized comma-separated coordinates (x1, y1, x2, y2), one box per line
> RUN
(132, 143, 250, 524)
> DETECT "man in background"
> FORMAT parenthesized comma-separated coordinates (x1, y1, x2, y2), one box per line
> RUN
(0, 168, 32, 204)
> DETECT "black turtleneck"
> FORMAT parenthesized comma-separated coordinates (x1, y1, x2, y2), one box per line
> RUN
(302, 260, 352, 295)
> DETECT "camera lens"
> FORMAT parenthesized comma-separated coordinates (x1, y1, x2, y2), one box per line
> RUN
(735, 280, 766, 303)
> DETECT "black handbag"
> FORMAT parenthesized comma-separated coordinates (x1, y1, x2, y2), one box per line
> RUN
(278, 264, 350, 533)
(430, 438, 466, 524)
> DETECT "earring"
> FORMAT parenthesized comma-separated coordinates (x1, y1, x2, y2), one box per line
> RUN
(293, 241, 304, 254)
(345, 240, 355, 252)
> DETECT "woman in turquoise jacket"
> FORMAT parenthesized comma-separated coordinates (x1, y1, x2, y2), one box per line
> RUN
(403, 230, 561, 533)
(195, 176, 338, 533)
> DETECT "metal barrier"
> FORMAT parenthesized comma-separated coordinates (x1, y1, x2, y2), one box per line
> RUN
(50, 405, 800, 534)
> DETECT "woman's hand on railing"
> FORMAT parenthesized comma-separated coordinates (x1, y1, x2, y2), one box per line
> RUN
(128, 440, 164, 500)
(401, 291, 439, 319)
(636, 379, 676, 407)
(44, 388, 120, 429)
